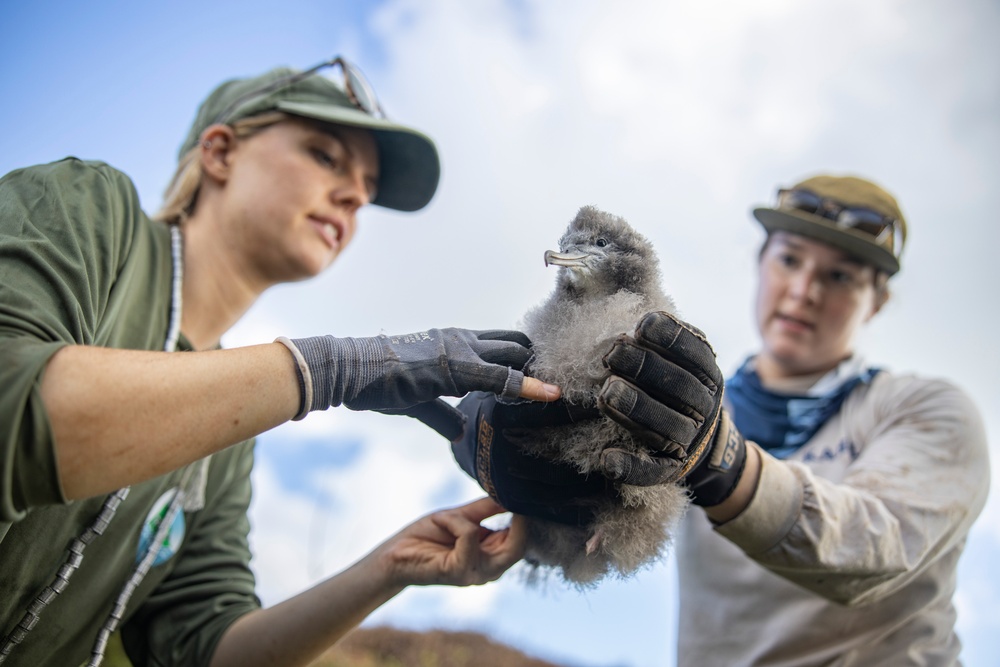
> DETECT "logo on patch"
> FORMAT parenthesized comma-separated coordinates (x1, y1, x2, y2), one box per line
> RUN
(476, 416, 496, 498)
(137, 489, 186, 566)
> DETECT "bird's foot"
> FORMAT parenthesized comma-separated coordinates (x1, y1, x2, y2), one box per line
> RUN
(585, 528, 604, 555)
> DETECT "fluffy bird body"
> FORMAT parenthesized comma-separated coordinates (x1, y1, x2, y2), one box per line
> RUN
(517, 206, 689, 584)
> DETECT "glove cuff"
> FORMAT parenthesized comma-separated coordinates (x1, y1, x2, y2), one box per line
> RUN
(275, 335, 387, 417)
(685, 410, 748, 507)
(275, 336, 312, 421)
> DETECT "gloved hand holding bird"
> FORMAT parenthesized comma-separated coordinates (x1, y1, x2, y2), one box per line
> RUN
(409, 205, 748, 584)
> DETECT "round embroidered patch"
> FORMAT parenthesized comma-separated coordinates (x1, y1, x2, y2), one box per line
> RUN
(137, 489, 186, 566)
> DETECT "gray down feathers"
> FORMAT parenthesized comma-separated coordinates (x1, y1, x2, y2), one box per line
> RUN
(517, 205, 690, 585)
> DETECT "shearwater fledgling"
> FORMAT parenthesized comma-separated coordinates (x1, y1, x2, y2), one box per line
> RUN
(516, 205, 690, 585)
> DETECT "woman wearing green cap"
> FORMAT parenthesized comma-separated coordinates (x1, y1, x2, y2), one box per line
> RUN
(454, 174, 989, 665)
(0, 58, 564, 666)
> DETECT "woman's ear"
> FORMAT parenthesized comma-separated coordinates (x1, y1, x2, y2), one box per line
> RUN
(199, 124, 237, 184)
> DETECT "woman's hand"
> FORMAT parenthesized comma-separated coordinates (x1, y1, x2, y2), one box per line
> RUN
(376, 496, 527, 588)
(598, 311, 749, 509)
(210, 497, 525, 667)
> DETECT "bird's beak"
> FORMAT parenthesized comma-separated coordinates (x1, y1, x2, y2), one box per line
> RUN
(544, 249, 590, 268)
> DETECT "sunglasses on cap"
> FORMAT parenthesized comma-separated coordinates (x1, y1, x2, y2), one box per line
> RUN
(211, 55, 386, 126)
(776, 188, 903, 256)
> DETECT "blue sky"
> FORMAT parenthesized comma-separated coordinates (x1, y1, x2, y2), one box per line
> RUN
(3, 2, 999, 666)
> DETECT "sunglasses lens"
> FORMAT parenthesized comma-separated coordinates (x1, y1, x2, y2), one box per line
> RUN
(778, 189, 823, 214)
(838, 209, 891, 236)
(342, 63, 381, 117)
(840, 208, 884, 226)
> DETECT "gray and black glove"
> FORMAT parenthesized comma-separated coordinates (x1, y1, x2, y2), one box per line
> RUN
(276, 329, 533, 419)
(596, 311, 747, 507)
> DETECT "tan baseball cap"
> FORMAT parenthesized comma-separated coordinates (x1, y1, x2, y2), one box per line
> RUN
(752, 174, 907, 275)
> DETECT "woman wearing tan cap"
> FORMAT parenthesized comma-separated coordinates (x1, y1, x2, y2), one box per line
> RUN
(456, 173, 989, 665)
(661, 176, 988, 665)
(0, 58, 565, 667)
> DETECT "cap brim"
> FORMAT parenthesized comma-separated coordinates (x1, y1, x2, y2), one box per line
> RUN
(277, 100, 440, 212)
(752, 207, 899, 275)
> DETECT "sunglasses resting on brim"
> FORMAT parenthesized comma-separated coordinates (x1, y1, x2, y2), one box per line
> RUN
(211, 55, 385, 126)
(776, 188, 903, 257)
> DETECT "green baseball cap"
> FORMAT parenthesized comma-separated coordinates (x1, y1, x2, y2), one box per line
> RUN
(752, 174, 907, 275)
(179, 59, 440, 212)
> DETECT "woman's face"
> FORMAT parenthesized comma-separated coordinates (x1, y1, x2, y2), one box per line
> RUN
(755, 231, 881, 380)
(219, 118, 379, 286)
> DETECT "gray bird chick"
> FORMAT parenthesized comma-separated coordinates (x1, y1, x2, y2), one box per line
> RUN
(516, 205, 690, 585)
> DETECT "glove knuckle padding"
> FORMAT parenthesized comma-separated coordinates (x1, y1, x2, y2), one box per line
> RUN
(634, 311, 722, 393)
(596, 376, 638, 420)
(604, 341, 714, 419)
(601, 448, 682, 486)
(598, 377, 700, 452)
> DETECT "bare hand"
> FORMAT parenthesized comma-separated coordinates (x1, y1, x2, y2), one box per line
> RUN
(376, 497, 527, 588)
(210, 497, 525, 667)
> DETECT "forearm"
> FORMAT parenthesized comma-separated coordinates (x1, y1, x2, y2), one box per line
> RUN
(720, 453, 914, 605)
(209, 553, 402, 667)
(715, 446, 987, 605)
(41, 343, 299, 499)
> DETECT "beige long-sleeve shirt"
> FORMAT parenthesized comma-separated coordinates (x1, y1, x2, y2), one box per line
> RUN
(677, 371, 990, 666)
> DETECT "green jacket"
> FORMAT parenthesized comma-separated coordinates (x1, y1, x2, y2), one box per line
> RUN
(0, 158, 259, 666)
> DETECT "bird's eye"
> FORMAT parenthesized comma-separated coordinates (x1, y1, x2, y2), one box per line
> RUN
(595, 238, 609, 248)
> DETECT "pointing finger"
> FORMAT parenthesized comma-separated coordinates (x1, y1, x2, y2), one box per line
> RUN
(518, 376, 561, 402)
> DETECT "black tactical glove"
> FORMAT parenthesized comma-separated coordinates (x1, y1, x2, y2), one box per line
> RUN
(596, 311, 747, 507)
(450, 392, 612, 526)
(276, 329, 532, 419)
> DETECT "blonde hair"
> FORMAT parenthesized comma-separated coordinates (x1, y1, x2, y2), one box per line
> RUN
(154, 111, 290, 225)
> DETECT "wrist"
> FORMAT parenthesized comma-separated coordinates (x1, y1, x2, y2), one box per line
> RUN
(275, 335, 387, 415)
(274, 337, 312, 420)
(704, 444, 761, 524)
(685, 410, 748, 507)
(451, 392, 491, 480)
(360, 541, 410, 598)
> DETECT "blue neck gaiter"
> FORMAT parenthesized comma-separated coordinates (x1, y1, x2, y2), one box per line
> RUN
(726, 357, 880, 459)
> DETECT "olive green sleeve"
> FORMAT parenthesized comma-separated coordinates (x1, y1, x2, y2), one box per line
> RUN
(0, 158, 145, 520)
